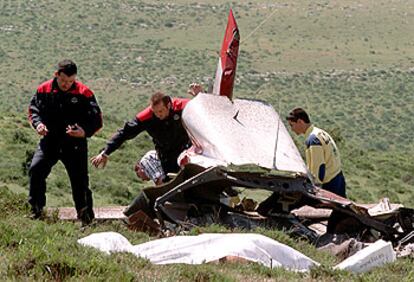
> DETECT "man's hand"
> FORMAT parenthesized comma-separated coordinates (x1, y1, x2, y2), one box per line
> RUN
(90, 151, 108, 168)
(36, 123, 48, 136)
(66, 123, 85, 138)
(188, 83, 203, 97)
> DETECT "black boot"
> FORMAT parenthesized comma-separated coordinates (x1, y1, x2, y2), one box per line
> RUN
(30, 205, 43, 219)
(78, 206, 95, 226)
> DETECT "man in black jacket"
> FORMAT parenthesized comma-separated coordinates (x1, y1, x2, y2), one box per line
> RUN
(28, 59, 103, 224)
(90, 92, 192, 183)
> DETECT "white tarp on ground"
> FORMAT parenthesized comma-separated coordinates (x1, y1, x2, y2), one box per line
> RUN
(78, 232, 318, 272)
(182, 94, 308, 175)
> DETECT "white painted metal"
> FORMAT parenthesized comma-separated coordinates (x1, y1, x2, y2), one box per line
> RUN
(182, 94, 308, 175)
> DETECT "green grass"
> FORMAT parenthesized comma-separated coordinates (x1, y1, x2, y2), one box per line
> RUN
(1, 0, 414, 280)
(2, 188, 414, 281)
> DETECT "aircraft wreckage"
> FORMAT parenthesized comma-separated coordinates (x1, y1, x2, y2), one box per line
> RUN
(59, 10, 414, 261)
(119, 10, 414, 249)
(122, 93, 414, 250)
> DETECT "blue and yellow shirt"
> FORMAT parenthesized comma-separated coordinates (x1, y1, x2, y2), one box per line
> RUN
(304, 125, 342, 185)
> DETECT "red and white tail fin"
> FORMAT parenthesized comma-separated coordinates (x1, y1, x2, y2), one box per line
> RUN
(212, 9, 240, 100)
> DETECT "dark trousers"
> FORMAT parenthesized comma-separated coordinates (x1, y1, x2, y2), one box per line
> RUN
(28, 139, 94, 219)
(161, 158, 180, 174)
(322, 171, 347, 198)
(160, 154, 181, 182)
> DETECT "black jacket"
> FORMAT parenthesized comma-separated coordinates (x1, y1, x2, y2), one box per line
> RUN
(103, 98, 191, 166)
(28, 78, 103, 145)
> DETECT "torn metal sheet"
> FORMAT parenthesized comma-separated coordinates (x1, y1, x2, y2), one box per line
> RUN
(334, 240, 396, 273)
(396, 242, 414, 258)
(182, 93, 308, 175)
(366, 198, 403, 217)
(124, 164, 414, 245)
(212, 9, 239, 99)
(292, 206, 332, 219)
(318, 238, 366, 261)
(293, 199, 405, 219)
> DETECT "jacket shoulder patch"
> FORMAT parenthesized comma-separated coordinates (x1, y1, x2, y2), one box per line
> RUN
(305, 134, 322, 148)
(37, 79, 54, 94)
(136, 106, 153, 121)
(172, 98, 190, 111)
(70, 82, 94, 97)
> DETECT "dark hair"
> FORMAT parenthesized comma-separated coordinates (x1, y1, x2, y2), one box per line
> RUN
(150, 92, 171, 107)
(286, 108, 311, 123)
(57, 59, 77, 76)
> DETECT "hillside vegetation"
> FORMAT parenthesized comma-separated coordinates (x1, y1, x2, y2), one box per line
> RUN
(1, 0, 414, 280)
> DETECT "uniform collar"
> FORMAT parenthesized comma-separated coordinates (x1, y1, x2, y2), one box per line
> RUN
(304, 124, 314, 139)
(52, 77, 77, 93)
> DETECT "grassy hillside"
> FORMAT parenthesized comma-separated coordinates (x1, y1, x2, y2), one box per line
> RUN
(2, 189, 414, 281)
(1, 0, 413, 206)
(1, 0, 414, 279)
